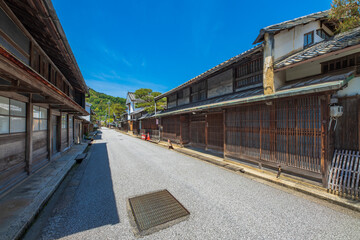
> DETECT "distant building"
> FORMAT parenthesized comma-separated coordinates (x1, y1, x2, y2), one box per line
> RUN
(123, 92, 146, 134)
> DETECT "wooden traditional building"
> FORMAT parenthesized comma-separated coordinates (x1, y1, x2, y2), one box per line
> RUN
(153, 11, 360, 187)
(0, 0, 88, 194)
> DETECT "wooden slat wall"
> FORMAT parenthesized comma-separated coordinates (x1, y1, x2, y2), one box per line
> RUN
(162, 116, 181, 143)
(32, 130, 48, 172)
(0, 133, 27, 194)
(225, 95, 323, 175)
(61, 128, 67, 151)
(141, 118, 159, 140)
(180, 115, 190, 144)
(207, 113, 224, 151)
(334, 96, 360, 151)
(190, 115, 206, 147)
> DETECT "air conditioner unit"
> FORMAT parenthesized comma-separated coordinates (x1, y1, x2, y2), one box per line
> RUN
(330, 106, 343, 118)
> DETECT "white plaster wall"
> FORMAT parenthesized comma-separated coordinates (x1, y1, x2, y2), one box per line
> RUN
(286, 62, 322, 81)
(337, 77, 360, 97)
(274, 21, 322, 61)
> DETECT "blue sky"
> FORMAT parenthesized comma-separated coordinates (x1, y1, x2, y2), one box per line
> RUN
(53, 0, 332, 98)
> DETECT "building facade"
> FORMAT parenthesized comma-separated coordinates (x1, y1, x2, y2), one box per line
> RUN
(151, 11, 360, 187)
(0, 0, 88, 194)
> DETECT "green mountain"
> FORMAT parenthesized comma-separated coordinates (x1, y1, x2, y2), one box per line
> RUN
(86, 88, 126, 121)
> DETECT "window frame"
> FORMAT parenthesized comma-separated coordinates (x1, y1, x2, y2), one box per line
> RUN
(304, 31, 314, 48)
(33, 106, 48, 131)
(61, 114, 67, 129)
(0, 96, 26, 135)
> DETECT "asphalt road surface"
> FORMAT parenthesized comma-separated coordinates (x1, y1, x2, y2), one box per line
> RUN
(23, 128, 360, 240)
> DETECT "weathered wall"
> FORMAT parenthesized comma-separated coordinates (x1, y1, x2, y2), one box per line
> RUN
(32, 130, 48, 171)
(334, 97, 359, 151)
(274, 21, 323, 61)
(0, 7, 30, 64)
(168, 94, 177, 109)
(0, 133, 27, 193)
(61, 128, 68, 151)
(337, 77, 360, 97)
(207, 69, 233, 98)
(177, 88, 190, 106)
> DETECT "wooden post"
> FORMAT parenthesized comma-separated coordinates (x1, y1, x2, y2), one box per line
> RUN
(358, 99, 360, 152)
(205, 114, 208, 150)
(58, 112, 62, 151)
(67, 114, 70, 148)
(47, 108, 52, 161)
(25, 94, 33, 173)
(179, 116, 183, 145)
(321, 96, 330, 187)
(223, 109, 226, 158)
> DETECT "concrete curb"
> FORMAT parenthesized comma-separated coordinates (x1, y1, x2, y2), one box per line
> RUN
(0, 144, 89, 240)
(173, 147, 360, 213)
(116, 129, 360, 213)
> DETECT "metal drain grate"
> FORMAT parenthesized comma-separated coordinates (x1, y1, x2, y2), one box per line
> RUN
(128, 190, 190, 233)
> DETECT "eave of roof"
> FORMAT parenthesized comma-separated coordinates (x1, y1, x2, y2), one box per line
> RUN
(152, 72, 354, 118)
(253, 10, 330, 44)
(154, 44, 263, 100)
(0, 46, 89, 116)
(4, 0, 88, 93)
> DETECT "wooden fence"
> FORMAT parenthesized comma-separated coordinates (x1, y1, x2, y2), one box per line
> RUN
(328, 150, 360, 198)
(225, 95, 323, 175)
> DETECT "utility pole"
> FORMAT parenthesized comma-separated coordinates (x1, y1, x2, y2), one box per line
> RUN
(107, 101, 111, 127)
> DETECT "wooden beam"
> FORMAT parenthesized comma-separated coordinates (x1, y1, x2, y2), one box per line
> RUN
(0, 91, 29, 102)
(25, 94, 33, 173)
(33, 100, 64, 104)
(47, 108, 52, 161)
(0, 86, 41, 93)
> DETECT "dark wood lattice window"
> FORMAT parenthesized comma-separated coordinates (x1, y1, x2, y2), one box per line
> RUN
(234, 55, 263, 90)
(321, 53, 360, 74)
(190, 81, 206, 102)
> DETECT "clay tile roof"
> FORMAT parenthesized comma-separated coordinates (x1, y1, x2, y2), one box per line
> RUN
(155, 44, 263, 100)
(275, 27, 360, 69)
(253, 10, 330, 44)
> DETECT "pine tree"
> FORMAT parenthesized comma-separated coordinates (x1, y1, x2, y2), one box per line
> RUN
(330, 0, 360, 32)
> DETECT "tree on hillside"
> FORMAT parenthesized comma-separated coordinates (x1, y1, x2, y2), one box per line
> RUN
(86, 88, 127, 121)
(330, 0, 360, 32)
(134, 88, 166, 113)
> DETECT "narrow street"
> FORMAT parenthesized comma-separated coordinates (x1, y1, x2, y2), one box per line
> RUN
(24, 128, 360, 240)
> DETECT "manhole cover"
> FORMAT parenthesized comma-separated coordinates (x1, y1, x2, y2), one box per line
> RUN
(128, 190, 189, 235)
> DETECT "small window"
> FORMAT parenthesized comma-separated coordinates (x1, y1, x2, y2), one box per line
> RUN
(61, 114, 67, 129)
(33, 106, 48, 131)
(0, 96, 26, 134)
(304, 31, 314, 48)
(316, 29, 330, 40)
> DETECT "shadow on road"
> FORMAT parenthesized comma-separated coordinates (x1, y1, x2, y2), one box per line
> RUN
(23, 141, 120, 239)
